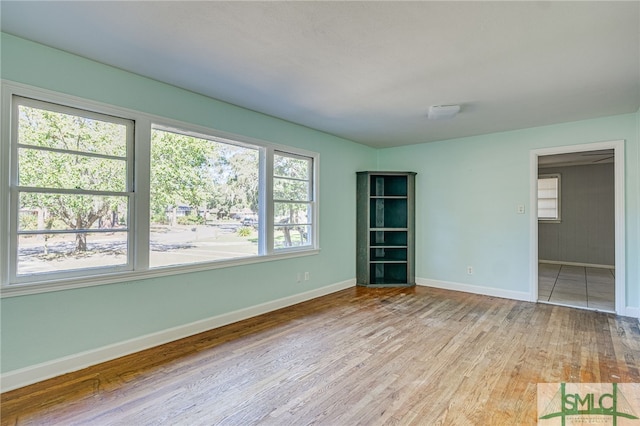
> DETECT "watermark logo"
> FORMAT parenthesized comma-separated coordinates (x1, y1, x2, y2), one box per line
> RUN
(538, 383, 640, 425)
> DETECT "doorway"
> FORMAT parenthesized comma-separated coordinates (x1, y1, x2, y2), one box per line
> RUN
(530, 141, 625, 314)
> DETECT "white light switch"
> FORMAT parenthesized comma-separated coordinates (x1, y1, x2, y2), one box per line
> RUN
(517, 204, 525, 214)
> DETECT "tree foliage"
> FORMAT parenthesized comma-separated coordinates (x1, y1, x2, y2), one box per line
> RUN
(208, 143, 259, 219)
(18, 105, 128, 251)
(273, 154, 311, 247)
(18, 105, 291, 254)
(150, 129, 259, 224)
(150, 130, 215, 225)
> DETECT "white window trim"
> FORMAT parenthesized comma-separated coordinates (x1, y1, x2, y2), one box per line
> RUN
(1, 80, 320, 298)
(537, 173, 561, 223)
(10, 96, 136, 284)
(147, 122, 320, 257)
(272, 150, 315, 251)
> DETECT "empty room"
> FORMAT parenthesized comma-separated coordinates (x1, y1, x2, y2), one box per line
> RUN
(1, 2, 639, 425)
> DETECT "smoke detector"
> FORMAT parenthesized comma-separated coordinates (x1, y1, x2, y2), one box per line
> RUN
(428, 105, 460, 120)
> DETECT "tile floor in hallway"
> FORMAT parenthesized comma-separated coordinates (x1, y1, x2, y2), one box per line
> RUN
(538, 263, 615, 312)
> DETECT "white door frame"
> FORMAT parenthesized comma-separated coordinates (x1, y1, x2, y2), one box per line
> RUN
(529, 140, 625, 314)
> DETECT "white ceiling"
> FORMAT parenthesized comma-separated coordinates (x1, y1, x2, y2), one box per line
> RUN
(2, 1, 639, 148)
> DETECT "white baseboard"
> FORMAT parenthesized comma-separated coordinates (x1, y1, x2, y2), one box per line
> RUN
(416, 277, 531, 302)
(622, 306, 640, 319)
(417, 277, 640, 320)
(1, 279, 355, 393)
(538, 260, 615, 269)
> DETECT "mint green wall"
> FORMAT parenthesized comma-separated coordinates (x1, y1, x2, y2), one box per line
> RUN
(0, 33, 377, 373)
(2, 32, 639, 376)
(378, 112, 640, 309)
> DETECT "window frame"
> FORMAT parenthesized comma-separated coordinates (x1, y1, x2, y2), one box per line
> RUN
(147, 123, 264, 268)
(272, 150, 315, 251)
(1, 81, 319, 297)
(10, 96, 136, 284)
(537, 173, 561, 223)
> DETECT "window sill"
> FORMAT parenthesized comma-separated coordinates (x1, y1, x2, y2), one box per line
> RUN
(1, 248, 320, 298)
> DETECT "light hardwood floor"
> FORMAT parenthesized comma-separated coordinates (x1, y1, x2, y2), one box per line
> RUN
(2, 286, 639, 425)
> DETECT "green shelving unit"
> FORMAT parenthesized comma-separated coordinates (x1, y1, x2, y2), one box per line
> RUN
(356, 171, 416, 287)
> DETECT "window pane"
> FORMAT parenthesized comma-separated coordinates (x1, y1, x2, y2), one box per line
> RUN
(149, 128, 260, 267)
(538, 189, 557, 199)
(274, 202, 311, 225)
(274, 177, 310, 201)
(274, 202, 311, 248)
(538, 178, 557, 190)
(18, 104, 127, 157)
(274, 153, 310, 180)
(17, 231, 128, 275)
(538, 199, 557, 210)
(538, 209, 557, 219)
(149, 224, 259, 268)
(18, 193, 128, 231)
(19, 148, 126, 191)
(274, 225, 311, 249)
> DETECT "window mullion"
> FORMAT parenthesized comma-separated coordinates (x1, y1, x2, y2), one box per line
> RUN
(17, 144, 127, 162)
(17, 187, 133, 197)
(262, 147, 274, 255)
(134, 118, 151, 270)
(6, 95, 19, 284)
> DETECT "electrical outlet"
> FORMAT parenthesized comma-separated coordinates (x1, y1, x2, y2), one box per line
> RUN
(467, 266, 473, 275)
(304, 272, 310, 281)
(297, 273, 302, 283)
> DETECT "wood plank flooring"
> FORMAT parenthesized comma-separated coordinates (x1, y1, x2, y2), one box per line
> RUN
(2, 286, 639, 425)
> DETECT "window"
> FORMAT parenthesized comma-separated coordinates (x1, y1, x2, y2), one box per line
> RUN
(11, 97, 134, 282)
(273, 152, 313, 249)
(2, 85, 318, 292)
(149, 127, 260, 268)
(538, 174, 561, 221)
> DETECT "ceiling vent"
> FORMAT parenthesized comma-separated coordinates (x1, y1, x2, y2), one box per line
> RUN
(428, 105, 460, 120)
